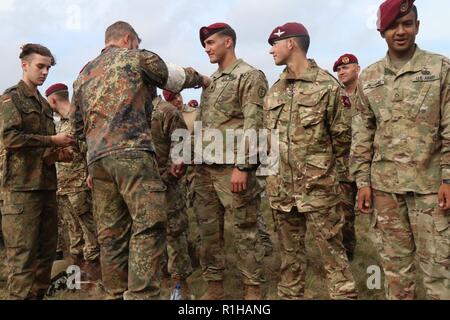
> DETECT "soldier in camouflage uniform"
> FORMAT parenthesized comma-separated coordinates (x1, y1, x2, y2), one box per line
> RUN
(333, 54, 361, 261)
(72, 21, 208, 300)
(351, 0, 450, 300)
(151, 95, 193, 299)
(265, 23, 357, 300)
(46, 83, 100, 280)
(190, 23, 267, 300)
(0, 44, 75, 300)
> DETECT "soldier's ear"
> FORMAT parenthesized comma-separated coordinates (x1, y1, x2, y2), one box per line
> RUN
(21, 59, 29, 72)
(415, 20, 420, 35)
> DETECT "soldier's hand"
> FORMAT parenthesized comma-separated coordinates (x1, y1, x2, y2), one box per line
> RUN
(231, 168, 248, 193)
(51, 133, 75, 147)
(438, 184, 450, 211)
(358, 186, 373, 215)
(57, 148, 74, 163)
(201, 75, 212, 88)
(87, 175, 93, 190)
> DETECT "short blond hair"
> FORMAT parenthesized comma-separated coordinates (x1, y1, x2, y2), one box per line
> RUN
(105, 21, 141, 44)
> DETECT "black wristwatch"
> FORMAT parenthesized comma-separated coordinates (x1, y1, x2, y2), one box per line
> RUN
(442, 179, 450, 185)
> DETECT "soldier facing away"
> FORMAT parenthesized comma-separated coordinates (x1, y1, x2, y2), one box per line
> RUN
(265, 23, 357, 300)
(46, 83, 101, 283)
(351, 0, 450, 300)
(151, 95, 193, 299)
(0, 44, 75, 300)
(72, 21, 209, 300)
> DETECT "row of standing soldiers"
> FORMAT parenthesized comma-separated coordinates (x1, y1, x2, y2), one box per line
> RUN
(0, 0, 449, 300)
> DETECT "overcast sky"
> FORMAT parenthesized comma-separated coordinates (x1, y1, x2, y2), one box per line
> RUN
(1, 0, 449, 101)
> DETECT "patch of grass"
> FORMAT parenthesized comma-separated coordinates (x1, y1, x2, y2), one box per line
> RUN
(0, 205, 427, 300)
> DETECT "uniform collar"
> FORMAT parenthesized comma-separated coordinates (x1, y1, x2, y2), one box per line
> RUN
(384, 45, 425, 76)
(212, 59, 243, 79)
(18, 80, 38, 98)
(280, 59, 319, 82)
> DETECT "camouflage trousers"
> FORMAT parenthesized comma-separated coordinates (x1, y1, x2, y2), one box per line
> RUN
(163, 180, 192, 280)
(275, 206, 357, 300)
(1, 191, 57, 300)
(193, 165, 265, 286)
(89, 151, 167, 300)
(57, 191, 99, 262)
(373, 190, 450, 300)
(0, 201, 3, 248)
(337, 182, 358, 260)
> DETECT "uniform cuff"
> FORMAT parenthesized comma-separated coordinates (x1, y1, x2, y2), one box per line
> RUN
(356, 174, 371, 189)
(441, 166, 450, 180)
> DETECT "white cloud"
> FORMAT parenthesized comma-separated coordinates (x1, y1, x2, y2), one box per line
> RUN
(0, 0, 15, 12)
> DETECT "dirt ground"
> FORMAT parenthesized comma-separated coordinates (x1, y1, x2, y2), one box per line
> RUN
(0, 201, 425, 300)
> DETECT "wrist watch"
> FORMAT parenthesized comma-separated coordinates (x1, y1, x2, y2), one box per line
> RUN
(442, 179, 450, 185)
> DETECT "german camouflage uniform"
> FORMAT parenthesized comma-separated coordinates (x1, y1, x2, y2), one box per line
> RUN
(265, 60, 357, 300)
(152, 96, 192, 280)
(193, 59, 267, 286)
(351, 47, 450, 300)
(72, 45, 204, 300)
(56, 114, 99, 262)
(0, 81, 58, 300)
(336, 90, 358, 260)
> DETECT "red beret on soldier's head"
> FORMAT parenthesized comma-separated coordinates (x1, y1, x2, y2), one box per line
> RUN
(333, 54, 359, 72)
(377, 0, 416, 33)
(163, 90, 178, 102)
(268, 22, 309, 46)
(199, 23, 233, 47)
(45, 83, 68, 97)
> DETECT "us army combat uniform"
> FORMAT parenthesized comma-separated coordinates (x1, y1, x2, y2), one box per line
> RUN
(56, 113, 99, 263)
(265, 60, 357, 300)
(193, 59, 267, 286)
(152, 96, 192, 281)
(351, 47, 450, 300)
(0, 81, 58, 300)
(72, 45, 204, 300)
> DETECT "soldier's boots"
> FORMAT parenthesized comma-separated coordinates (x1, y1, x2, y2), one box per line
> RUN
(244, 285, 263, 300)
(199, 281, 225, 300)
(83, 258, 102, 283)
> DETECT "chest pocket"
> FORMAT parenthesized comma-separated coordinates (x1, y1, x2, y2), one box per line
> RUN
(19, 104, 42, 133)
(209, 76, 241, 122)
(298, 89, 328, 127)
(264, 98, 285, 130)
(407, 74, 441, 121)
(363, 79, 390, 122)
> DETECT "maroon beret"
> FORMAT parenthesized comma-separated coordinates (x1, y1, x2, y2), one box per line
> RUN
(377, 0, 415, 33)
(45, 83, 68, 97)
(199, 23, 232, 47)
(163, 90, 178, 102)
(333, 54, 359, 72)
(268, 22, 309, 46)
